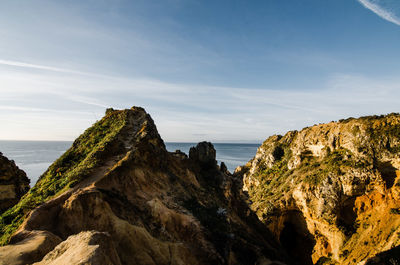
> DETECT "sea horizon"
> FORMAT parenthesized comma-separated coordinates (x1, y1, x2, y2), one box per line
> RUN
(0, 140, 260, 185)
(0, 139, 262, 144)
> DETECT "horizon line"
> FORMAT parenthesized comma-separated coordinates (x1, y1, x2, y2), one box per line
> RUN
(0, 139, 262, 144)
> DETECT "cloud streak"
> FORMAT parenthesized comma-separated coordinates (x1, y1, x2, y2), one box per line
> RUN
(0, 59, 90, 75)
(1, 58, 400, 142)
(357, 0, 400, 26)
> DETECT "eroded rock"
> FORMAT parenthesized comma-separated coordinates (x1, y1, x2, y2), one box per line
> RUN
(0, 230, 61, 265)
(34, 231, 121, 265)
(0, 152, 29, 212)
(240, 113, 400, 264)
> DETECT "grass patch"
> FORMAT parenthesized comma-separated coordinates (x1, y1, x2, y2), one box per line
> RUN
(301, 148, 368, 186)
(248, 144, 292, 217)
(248, 145, 369, 222)
(0, 110, 128, 245)
(364, 115, 400, 153)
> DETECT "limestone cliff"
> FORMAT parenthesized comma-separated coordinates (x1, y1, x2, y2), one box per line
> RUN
(239, 113, 400, 264)
(0, 107, 288, 265)
(0, 152, 30, 213)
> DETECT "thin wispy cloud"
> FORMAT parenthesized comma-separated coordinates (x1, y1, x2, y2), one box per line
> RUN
(63, 95, 110, 109)
(357, 0, 400, 26)
(0, 59, 90, 76)
(2, 61, 399, 141)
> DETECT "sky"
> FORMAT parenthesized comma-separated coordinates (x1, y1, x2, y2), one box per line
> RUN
(0, 0, 400, 143)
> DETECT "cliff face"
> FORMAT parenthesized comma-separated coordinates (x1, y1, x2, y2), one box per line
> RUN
(0, 107, 288, 265)
(240, 113, 400, 264)
(0, 152, 30, 213)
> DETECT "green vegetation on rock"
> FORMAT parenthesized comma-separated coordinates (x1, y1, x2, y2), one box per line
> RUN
(0, 110, 128, 245)
(248, 144, 292, 218)
(302, 148, 368, 186)
(243, 113, 400, 265)
(249, 145, 369, 220)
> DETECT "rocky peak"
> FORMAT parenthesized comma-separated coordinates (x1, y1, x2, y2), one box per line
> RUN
(0, 152, 30, 213)
(240, 113, 400, 264)
(0, 107, 289, 265)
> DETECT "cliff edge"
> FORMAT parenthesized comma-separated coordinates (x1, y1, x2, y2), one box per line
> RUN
(239, 113, 400, 264)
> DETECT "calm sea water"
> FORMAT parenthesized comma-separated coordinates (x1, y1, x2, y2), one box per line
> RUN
(0, 141, 259, 185)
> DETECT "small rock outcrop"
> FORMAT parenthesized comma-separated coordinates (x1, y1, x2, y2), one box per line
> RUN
(189, 141, 217, 166)
(0, 152, 30, 213)
(0, 231, 61, 265)
(34, 231, 121, 265)
(0, 107, 289, 265)
(238, 113, 400, 264)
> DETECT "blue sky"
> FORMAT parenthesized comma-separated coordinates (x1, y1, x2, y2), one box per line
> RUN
(0, 0, 400, 142)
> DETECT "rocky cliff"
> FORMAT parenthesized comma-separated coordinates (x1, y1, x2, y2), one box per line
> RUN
(239, 113, 400, 264)
(0, 152, 30, 213)
(0, 107, 289, 265)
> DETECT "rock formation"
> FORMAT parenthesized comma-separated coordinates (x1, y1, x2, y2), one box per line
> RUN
(0, 107, 289, 265)
(0, 152, 30, 213)
(238, 113, 400, 264)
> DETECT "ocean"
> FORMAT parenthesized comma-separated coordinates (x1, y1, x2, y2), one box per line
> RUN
(0, 141, 259, 185)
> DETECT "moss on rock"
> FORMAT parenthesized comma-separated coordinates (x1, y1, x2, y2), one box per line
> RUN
(0, 109, 128, 245)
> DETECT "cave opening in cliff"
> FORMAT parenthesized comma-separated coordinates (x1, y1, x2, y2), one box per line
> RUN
(337, 197, 358, 235)
(377, 161, 397, 189)
(279, 212, 315, 265)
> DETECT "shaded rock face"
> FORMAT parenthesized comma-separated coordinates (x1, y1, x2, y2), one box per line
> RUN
(0, 107, 289, 265)
(0, 152, 30, 212)
(189, 141, 217, 166)
(239, 113, 400, 264)
(365, 245, 400, 265)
